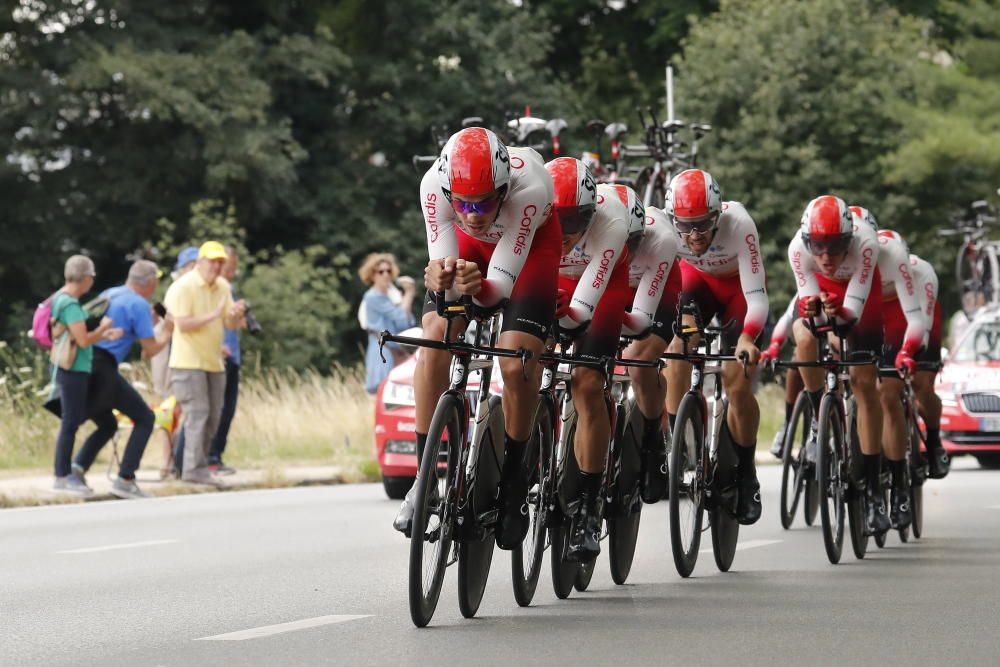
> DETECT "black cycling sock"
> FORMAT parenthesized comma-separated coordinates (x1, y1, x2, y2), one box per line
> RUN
(925, 427, 942, 451)
(415, 433, 427, 466)
(642, 414, 662, 448)
(734, 440, 756, 474)
(784, 401, 794, 423)
(888, 458, 906, 489)
(502, 434, 528, 479)
(808, 389, 823, 415)
(864, 453, 881, 495)
(577, 470, 602, 510)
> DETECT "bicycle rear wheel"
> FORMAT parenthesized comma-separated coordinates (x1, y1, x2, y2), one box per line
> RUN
(457, 395, 504, 619)
(908, 422, 925, 541)
(408, 394, 462, 628)
(512, 398, 554, 607)
(816, 396, 846, 564)
(551, 413, 580, 599)
(804, 476, 820, 526)
(669, 394, 705, 578)
(607, 404, 642, 585)
(574, 559, 596, 591)
(780, 392, 812, 529)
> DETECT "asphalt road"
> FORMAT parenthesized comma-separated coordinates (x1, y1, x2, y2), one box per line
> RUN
(3, 459, 999, 667)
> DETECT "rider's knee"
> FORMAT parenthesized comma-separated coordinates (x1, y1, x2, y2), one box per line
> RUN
(498, 355, 532, 390)
(792, 319, 814, 348)
(572, 367, 605, 403)
(851, 368, 878, 397)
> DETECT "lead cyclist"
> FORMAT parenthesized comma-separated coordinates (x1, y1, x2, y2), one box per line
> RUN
(393, 128, 561, 551)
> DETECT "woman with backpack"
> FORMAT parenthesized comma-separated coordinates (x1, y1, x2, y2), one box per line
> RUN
(49, 255, 123, 496)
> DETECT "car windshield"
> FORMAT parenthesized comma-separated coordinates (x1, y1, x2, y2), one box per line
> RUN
(953, 322, 1000, 362)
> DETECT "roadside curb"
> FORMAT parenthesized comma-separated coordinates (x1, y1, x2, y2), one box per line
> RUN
(0, 466, 356, 509)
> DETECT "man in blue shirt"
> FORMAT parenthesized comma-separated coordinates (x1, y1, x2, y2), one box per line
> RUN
(72, 260, 173, 499)
(207, 245, 242, 475)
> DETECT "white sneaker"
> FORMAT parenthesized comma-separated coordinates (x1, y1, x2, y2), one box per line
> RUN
(111, 477, 150, 499)
(770, 422, 787, 458)
(53, 474, 93, 497)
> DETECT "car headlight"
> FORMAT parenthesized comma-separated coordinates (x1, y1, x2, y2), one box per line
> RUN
(383, 381, 415, 408)
(938, 391, 959, 409)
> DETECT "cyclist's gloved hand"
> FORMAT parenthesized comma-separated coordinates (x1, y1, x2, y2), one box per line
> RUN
(798, 295, 821, 318)
(895, 351, 917, 376)
(555, 288, 571, 319)
(819, 291, 844, 319)
(760, 341, 781, 364)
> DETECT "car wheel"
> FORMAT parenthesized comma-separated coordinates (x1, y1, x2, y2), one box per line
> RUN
(974, 454, 1000, 470)
(383, 475, 415, 499)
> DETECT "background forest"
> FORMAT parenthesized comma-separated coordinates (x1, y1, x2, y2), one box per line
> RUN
(2, 0, 998, 371)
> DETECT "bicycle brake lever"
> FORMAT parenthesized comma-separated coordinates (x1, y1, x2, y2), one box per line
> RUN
(377, 331, 388, 364)
(519, 348, 533, 381)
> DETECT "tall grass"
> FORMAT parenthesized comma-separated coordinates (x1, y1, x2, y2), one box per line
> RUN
(0, 343, 378, 479)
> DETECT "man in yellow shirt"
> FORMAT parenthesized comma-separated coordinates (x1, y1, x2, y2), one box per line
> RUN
(165, 241, 246, 484)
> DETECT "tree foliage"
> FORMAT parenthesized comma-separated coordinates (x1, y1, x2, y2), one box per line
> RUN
(1, 0, 997, 364)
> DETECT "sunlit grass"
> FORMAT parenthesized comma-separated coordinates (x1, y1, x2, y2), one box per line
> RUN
(0, 344, 378, 481)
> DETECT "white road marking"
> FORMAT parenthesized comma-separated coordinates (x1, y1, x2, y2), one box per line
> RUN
(57, 539, 178, 554)
(700, 538, 782, 555)
(197, 615, 372, 641)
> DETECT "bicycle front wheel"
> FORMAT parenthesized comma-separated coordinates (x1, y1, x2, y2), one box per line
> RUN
(780, 392, 812, 529)
(408, 394, 462, 628)
(816, 395, 846, 564)
(669, 394, 705, 577)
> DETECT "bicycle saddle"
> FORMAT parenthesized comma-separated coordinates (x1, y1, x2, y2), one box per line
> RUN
(586, 119, 607, 135)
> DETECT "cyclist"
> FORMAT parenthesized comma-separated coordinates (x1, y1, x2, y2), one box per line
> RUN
(547, 157, 643, 560)
(761, 296, 806, 458)
(789, 195, 888, 535)
(394, 128, 561, 550)
(664, 169, 768, 526)
(870, 227, 929, 529)
(620, 203, 682, 502)
(907, 252, 949, 478)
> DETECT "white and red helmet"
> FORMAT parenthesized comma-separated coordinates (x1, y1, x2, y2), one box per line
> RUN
(438, 127, 510, 199)
(545, 157, 597, 235)
(800, 195, 854, 255)
(611, 183, 646, 260)
(665, 169, 723, 234)
(878, 229, 909, 255)
(849, 205, 879, 232)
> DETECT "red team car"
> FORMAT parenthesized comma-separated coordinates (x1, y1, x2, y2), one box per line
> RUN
(937, 308, 1000, 468)
(374, 344, 503, 498)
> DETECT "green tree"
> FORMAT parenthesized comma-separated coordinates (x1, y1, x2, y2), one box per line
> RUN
(673, 0, 926, 306)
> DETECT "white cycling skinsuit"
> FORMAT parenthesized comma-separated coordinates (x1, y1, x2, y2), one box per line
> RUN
(624, 206, 681, 336)
(419, 146, 554, 307)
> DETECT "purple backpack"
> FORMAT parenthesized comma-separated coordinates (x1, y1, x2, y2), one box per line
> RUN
(31, 292, 59, 349)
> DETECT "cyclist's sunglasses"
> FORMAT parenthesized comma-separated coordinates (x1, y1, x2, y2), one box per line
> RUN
(804, 233, 852, 256)
(672, 212, 719, 235)
(557, 204, 596, 236)
(451, 193, 501, 216)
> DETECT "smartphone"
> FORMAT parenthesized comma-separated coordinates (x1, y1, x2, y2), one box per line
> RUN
(153, 302, 167, 318)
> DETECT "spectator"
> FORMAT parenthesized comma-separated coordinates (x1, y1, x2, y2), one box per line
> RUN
(153, 247, 196, 479)
(49, 255, 123, 496)
(151, 246, 198, 399)
(70, 260, 172, 499)
(164, 241, 246, 485)
(207, 245, 242, 475)
(358, 252, 416, 394)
